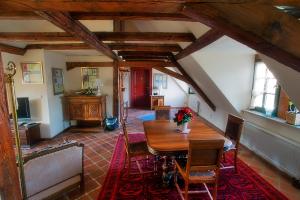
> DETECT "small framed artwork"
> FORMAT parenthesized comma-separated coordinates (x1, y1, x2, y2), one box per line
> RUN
(21, 62, 44, 84)
(188, 87, 196, 94)
(52, 68, 64, 95)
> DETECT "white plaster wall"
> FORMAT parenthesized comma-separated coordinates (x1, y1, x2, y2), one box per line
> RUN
(44, 50, 69, 137)
(64, 55, 114, 116)
(2, 50, 52, 137)
(180, 56, 239, 130)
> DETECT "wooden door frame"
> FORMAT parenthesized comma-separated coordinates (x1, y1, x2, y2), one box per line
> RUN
(130, 67, 152, 108)
(0, 52, 22, 199)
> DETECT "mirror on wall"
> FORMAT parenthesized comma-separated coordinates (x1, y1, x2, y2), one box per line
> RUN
(81, 67, 99, 89)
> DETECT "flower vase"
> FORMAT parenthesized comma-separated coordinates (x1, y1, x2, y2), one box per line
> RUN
(181, 122, 190, 134)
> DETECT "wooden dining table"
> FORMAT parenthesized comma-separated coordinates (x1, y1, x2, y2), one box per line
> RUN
(143, 119, 227, 155)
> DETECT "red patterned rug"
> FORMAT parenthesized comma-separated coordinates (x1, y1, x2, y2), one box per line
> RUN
(98, 134, 288, 200)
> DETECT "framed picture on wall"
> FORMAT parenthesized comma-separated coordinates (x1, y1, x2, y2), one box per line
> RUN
(21, 62, 44, 84)
(52, 68, 64, 95)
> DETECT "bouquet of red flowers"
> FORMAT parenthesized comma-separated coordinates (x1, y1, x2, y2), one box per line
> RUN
(174, 107, 193, 126)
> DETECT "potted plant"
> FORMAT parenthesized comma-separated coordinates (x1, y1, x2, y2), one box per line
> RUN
(174, 107, 193, 133)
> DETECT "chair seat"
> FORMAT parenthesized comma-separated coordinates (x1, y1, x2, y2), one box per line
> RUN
(176, 159, 216, 182)
(129, 141, 149, 155)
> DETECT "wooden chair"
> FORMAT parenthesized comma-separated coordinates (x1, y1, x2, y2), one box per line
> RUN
(155, 106, 171, 120)
(121, 120, 153, 176)
(175, 139, 224, 200)
(222, 114, 244, 173)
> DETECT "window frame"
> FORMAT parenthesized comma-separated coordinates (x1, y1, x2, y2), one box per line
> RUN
(251, 59, 280, 116)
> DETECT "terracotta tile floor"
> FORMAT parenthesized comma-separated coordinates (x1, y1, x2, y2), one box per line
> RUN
(21, 108, 300, 200)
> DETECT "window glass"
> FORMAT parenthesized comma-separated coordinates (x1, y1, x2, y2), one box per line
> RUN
(250, 61, 279, 115)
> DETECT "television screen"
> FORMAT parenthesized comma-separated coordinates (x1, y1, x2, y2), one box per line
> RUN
(17, 97, 31, 119)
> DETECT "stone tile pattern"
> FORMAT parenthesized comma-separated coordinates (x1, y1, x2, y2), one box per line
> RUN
(21, 109, 299, 200)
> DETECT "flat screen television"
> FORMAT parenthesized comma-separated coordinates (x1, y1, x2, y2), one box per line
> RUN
(17, 97, 31, 120)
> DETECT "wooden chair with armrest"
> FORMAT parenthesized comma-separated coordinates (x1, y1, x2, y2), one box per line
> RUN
(155, 106, 171, 120)
(222, 114, 244, 173)
(175, 139, 224, 200)
(121, 120, 154, 177)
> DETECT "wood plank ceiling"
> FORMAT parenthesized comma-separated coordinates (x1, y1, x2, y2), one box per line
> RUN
(0, 0, 300, 111)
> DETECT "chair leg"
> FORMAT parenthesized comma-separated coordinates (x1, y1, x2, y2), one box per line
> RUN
(184, 180, 189, 200)
(234, 150, 238, 173)
(212, 182, 218, 200)
(127, 156, 131, 176)
(124, 153, 127, 169)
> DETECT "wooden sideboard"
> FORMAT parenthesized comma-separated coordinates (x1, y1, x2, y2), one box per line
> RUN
(63, 95, 106, 124)
(150, 95, 164, 110)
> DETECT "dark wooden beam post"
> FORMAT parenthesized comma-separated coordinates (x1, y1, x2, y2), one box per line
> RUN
(35, 11, 118, 60)
(169, 55, 216, 111)
(0, 43, 26, 55)
(113, 20, 124, 119)
(175, 29, 223, 60)
(66, 62, 114, 71)
(0, 52, 22, 199)
(113, 60, 120, 118)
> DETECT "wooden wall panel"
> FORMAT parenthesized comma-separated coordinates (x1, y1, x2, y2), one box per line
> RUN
(277, 89, 289, 120)
(0, 52, 22, 199)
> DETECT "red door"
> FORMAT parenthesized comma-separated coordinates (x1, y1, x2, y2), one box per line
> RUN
(131, 68, 152, 108)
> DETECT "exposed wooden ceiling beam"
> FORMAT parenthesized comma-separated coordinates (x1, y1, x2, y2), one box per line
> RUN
(0, 1, 183, 13)
(175, 29, 223, 60)
(118, 51, 171, 57)
(110, 43, 182, 52)
(0, 32, 195, 42)
(35, 11, 118, 60)
(26, 43, 90, 50)
(0, 11, 193, 21)
(119, 60, 174, 68)
(72, 12, 193, 21)
(25, 43, 182, 52)
(123, 56, 169, 61)
(66, 62, 114, 70)
(97, 32, 195, 42)
(66, 61, 174, 70)
(169, 55, 216, 111)
(154, 67, 190, 84)
(0, 43, 25, 55)
(1, 1, 300, 13)
(183, 3, 300, 73)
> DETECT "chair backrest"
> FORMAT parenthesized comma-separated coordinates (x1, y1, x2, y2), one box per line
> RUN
(155, 106, 171, 120)
(186, 139, 224, 173)
(225, 114, 244, 145)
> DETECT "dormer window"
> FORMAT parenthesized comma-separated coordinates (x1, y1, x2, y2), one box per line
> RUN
(250, 60, 279, 116)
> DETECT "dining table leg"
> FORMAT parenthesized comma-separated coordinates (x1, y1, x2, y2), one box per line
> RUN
(162, 156, 168, 186)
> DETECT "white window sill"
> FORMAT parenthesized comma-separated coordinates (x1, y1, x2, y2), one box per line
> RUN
(242, 109, 300, 145)
(242, 110, 300, 130)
